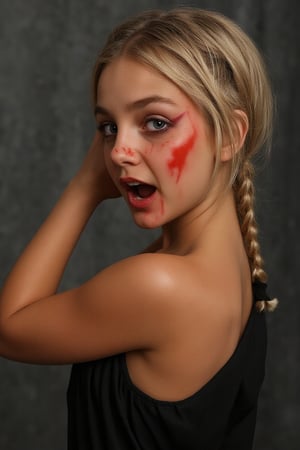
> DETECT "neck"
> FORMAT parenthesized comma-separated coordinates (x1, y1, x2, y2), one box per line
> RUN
(160, 188, 241, 256)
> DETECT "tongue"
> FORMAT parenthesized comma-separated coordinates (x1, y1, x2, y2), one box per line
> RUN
(136, 184, 156, 198)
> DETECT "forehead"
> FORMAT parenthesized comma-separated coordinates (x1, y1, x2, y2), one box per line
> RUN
(97, 56, 191, 109)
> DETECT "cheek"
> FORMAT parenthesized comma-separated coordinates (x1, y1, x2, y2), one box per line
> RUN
(160, 197, 165, 215)
(166, 127, 197, 182)
(103, 148, 115, 176)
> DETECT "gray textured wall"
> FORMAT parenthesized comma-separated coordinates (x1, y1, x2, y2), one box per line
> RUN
(0, 0, 299, 449)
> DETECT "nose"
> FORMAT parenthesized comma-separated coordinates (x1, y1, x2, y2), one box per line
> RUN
(110, 143, 141, 166)
(110, 128, 142, 166)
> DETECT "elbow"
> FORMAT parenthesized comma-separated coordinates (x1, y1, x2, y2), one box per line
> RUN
(0, 320, 12, 360)
(0, 316, 21, 362)
(0, 293, 25, 360)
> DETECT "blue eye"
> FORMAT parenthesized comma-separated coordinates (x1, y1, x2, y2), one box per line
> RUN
(145, 118, 170, 132)
(98, 122, 118, 136)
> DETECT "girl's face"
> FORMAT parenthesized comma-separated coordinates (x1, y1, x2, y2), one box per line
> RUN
(95, 57, 217, 229)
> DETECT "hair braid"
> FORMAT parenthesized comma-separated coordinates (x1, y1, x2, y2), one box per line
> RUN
(234, 160, 278, 312)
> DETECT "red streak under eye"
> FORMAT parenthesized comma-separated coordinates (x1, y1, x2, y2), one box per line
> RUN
(167, 128, 197, 182)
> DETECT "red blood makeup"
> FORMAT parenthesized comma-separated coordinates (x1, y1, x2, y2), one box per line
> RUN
(122, 147, 135, 156)
(167, 126, 197, 182)
(113, 146, 135, 156)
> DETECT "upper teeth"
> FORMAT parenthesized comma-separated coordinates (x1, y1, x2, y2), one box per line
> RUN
(127, 182, 141, 186)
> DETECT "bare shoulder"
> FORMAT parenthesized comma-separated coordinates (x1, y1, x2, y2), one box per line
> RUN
(108, 251, 243, 345)
(106, 251, 240, 317)
(89, 251, 204, 326)
(0, 250, 243, 366)
(0, 252, 202, 364)
(97, 251, 181, 296)
(123, 253, 248, 401)
(101, 252, 223, 317)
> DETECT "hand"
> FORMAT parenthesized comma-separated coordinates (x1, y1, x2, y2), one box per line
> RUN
(74, 132, 120, 203)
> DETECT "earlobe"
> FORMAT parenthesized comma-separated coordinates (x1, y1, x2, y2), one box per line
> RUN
(220, 110, 249, 162)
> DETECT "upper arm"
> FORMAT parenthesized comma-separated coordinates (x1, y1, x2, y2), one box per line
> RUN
(0, 254, 175, 364)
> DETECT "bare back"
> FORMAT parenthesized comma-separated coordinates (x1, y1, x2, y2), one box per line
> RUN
(126, 224, 253, 402)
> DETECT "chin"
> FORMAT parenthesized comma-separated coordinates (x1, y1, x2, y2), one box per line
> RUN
(131, 213, 163, 230)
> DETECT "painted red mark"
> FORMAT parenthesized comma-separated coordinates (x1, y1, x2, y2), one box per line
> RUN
(113, 146, 135, 156)
(167, 127, 197, 182)
(172, 112, 186, 123)
(122, 146, 135, 156)
(159, 113, 185, 151)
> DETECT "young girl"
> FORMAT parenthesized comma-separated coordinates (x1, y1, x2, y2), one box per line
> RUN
(0, 8, 277, 450)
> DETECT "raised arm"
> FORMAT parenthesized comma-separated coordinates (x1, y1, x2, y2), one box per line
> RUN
(0, 132, 118, 320)
(0, 133, 180, 365)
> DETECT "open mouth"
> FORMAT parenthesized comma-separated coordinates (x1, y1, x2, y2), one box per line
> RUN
(126, 182, 157, 199)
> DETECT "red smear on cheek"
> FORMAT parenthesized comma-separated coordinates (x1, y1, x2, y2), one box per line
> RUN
(167, 127, 197, 182)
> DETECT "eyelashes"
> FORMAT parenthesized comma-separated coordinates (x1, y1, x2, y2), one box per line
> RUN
(97, 116, 174, 138)
(97, 122, 118, 137)
(143, 118, 172, 132)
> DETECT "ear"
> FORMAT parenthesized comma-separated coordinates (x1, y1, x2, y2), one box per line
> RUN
(220, 110, 249, 162)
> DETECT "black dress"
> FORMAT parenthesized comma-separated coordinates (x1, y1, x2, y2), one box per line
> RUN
(67, 291, 266, 450)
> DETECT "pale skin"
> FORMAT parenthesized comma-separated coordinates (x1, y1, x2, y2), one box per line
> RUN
(0, 57, 251, 401)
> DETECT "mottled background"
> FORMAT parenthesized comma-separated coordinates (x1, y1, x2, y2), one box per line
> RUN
(0, 0, 299, 449)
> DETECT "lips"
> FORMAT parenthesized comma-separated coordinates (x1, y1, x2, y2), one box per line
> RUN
(120, 177, 157, 208)
(128, 182, 156, 198)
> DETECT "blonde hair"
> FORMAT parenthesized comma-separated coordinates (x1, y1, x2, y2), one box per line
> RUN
(93, 8, 278, 311)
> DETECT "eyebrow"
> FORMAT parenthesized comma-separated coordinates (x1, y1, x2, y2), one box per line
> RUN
(94, 95, 176, 116)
